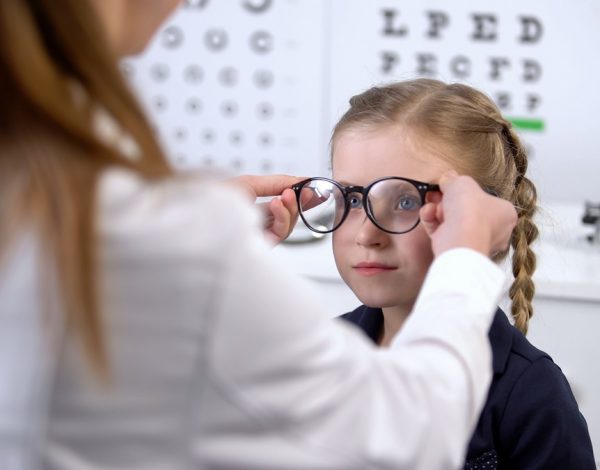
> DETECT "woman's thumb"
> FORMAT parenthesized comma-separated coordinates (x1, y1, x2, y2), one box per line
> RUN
(419, 202, 439, 237)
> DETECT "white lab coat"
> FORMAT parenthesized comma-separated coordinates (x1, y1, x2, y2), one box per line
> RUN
(0, 169, 504, 469)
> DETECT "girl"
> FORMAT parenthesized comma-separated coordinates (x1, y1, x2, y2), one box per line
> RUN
(294, 78, 596, 469)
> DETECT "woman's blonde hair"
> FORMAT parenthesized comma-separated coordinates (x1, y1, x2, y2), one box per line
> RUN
(0, 0, 173, 377)
(332, 79, 538, 334)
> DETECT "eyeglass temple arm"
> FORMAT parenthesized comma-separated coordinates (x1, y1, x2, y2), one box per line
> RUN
(425, 184, 499, 198)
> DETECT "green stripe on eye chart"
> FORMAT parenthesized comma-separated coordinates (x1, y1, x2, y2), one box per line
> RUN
(506, 117, 545, 132)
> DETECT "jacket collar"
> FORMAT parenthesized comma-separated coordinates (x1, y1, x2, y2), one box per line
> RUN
(488, 309, 514, 375)
(343, 306, 514, 375)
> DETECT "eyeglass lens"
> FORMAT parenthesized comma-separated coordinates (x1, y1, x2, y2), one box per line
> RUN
(297, 179, 426, 234)
(296, 180, 344, 232)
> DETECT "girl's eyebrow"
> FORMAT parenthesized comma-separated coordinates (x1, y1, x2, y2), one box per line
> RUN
(335, 178, 365, 187)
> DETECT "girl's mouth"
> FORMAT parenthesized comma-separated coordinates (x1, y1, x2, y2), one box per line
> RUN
(353, 262, 398, 276)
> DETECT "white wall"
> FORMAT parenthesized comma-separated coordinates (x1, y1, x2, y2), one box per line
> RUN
(127, 0, 600, 203)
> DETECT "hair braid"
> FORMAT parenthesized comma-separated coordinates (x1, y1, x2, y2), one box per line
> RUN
(503, 124, 539, 334)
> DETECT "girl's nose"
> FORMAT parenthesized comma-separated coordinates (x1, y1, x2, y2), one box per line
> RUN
(354, 214, 389, 248)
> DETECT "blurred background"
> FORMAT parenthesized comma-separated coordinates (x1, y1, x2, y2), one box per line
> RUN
(124, 0, 600, 463)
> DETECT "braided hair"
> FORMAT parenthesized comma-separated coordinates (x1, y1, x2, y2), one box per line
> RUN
(501, 124, 538, 333)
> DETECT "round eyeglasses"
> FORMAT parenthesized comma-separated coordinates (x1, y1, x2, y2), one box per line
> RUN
(292, 177, 440, 235)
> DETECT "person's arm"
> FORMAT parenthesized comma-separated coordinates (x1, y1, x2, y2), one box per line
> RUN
(96, 170, 512, 469)
(499, 358, 596, 469)
(199, 184, 507, 469)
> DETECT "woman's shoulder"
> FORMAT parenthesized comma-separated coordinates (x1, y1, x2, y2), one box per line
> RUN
(97, 168, 260, 258)
(98, 168, 257, 224)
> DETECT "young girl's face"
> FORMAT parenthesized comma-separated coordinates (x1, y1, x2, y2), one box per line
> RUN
(332, 125, 454, 310)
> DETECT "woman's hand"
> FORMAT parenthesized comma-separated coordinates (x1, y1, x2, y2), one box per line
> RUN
(230, 174, 303, 245)
(258, 188, 298, 244)
(420, 171, 517, 258)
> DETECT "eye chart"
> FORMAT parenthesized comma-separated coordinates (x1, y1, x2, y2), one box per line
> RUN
(126, 0, 600, 203)
(123, 0, 330, 176)
(325, 0, 600, 203)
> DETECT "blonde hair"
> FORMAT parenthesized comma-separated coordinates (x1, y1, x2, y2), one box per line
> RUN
(332, 79, 538, 334)
(0, 0, 173, 377)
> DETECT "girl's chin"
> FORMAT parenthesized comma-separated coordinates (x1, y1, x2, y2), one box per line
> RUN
(351, 286, 416, 309)
(354, 293, 402, 309)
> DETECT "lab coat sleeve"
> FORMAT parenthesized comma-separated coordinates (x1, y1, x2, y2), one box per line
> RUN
(198, 189, 504, 470)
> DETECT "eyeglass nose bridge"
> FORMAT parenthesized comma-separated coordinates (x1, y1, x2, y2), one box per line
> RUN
(345, 179, 436, 235)
(342, 185, 368, 203)
(341, 185, 381, 228)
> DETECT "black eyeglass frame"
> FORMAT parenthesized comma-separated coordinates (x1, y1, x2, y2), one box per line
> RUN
(291, 176, 441, 235)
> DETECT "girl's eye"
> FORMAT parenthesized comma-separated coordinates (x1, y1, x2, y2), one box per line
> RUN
(349, 196, 362, 209)
(396, 195, 420, 211)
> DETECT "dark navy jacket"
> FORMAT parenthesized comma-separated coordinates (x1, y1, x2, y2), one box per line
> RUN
(341, 306, 596, 469)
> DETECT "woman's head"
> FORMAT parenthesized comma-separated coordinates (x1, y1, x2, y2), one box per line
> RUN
(331, 79, 538, 334)
(0, 0, 178, 377)
(0, 0, 176, 172)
